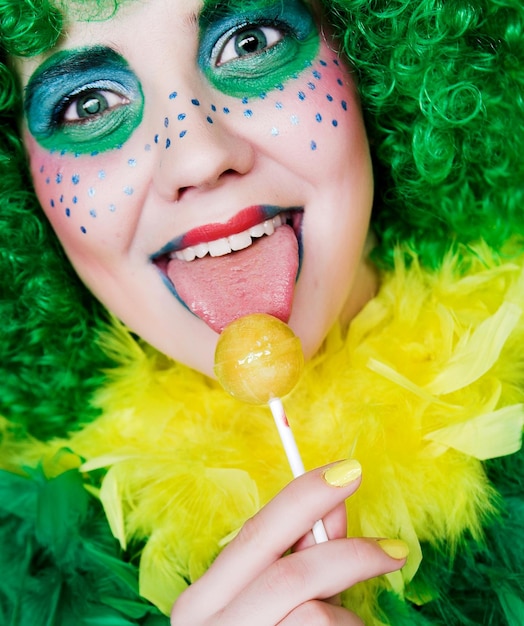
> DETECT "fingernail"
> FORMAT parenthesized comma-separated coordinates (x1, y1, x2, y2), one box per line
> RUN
(323, 459, 362, 487)
(377, 539, 409, 560)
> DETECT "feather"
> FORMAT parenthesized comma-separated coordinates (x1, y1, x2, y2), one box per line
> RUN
(0, 463, 167, 625)
(425, 302, 522, 396)
(424, 404, 524, 459)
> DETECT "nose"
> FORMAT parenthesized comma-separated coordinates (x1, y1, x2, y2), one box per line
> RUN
(152, 97, 256, 202)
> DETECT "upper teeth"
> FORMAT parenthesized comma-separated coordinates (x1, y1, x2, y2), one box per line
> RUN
(170, 213, 288, 262)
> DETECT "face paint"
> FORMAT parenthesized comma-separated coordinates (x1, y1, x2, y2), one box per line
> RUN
(24, 47, 144, 154)
(198, 0, 319, 98)
(17, 0, 374, 378)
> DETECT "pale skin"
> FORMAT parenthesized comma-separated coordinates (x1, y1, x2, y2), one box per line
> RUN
(16, 0, 405, 622)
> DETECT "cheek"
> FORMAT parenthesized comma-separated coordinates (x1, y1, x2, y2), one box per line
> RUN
(26, 135, 148, 248)
(211, 44, 364, 165)
(148, 46, 363, 170)
(264, 55, 359, 155)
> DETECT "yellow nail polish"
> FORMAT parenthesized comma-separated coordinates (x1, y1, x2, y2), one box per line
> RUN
(323, 459, 362, 487)
(377, 539, 409, 560)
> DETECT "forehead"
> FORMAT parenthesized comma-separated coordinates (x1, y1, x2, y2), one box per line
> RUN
(16, 0, 318, 88)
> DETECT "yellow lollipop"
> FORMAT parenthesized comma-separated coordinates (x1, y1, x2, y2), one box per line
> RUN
(214, 313, 304, 404)
(214, 313, 328, 543)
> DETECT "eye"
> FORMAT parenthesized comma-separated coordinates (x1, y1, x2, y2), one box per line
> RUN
(216, 25, 284, 66)
(24, 47, 144, 155)
(62, 89, 129, 122)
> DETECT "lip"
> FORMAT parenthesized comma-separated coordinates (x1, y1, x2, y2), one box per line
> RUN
(151, 205, 303, 260)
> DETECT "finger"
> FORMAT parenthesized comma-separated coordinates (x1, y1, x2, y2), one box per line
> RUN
(223, 537, 407, 626)
(278, 600, 365, 626)
(292, 504, 348, 611)
(186, 459, 362, 608)
(293, 501, 347, 552)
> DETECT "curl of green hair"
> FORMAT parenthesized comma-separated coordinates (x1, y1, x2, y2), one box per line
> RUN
(323, 0, 524, 266)
(0, 0, 115, 439)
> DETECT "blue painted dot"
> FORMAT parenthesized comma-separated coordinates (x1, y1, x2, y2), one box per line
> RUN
(144, 143, 151, 151)
(316, 113, 322, 122)
(65, 208, 70, 217)
(244, 109, 253, 118)
(341, 100, 348, 111)
(164, 117, 169, 128)
(91, 151, 99, 156)
(179, 130, 187, 138)
(259, 92, 267, 99)
(191, 98, 200, 106)
(337, 78, 343, 86)
(50, 199, 55, 208)
(311, 140, 317, 151)
(154, 134, 159, 144)
(60, 149, 67, 156)
(271, 127, 279, 136)
(59, 195, 64, 203)
(307, 82, 316, 90)
(333, 59, 340, 66)
(39, 165, 44, 173)
(223, 107, 230, 114)
(326, 94, 333, 102)
(211, 104, 217, 112)
(72, 174, 80, 184)
(165, 138, 171, 149)
(275, 102, 283, 110)
(313, 70, 322, 79)
(45, 177, 50, 184)
(109, 204, 116, 212)
(332, 119, 339, 127)
(90, 209, 97, 218)
(88, 187, 95, 197)
(56, 173, 62, 184)
(206, 116, 213, 124)
(276, 83, 284, 91)
(178, 113, 186, 121)
(80, 226, 87, 234)
(320, 59, 328, 66)
(123, 186, 134, 195)
(128, 159, 136, 167)
(169, 91, 178, 99)
(290, 115, 299, 125)
(298, 91, 306, 101)
(98, 170, 106, 179)
(73, 196, 78, 204)
(242, 96, 249, 104)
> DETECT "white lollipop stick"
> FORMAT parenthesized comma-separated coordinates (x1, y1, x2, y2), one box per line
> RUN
(268, 397, 329, 544)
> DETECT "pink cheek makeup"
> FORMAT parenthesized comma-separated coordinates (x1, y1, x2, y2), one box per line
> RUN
(28, 143, 142, 237)
(155, 52, 352, 157)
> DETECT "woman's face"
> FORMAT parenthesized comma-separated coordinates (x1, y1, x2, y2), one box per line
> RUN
(17, 0, 374, 376)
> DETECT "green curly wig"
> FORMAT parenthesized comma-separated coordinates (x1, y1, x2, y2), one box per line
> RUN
(1, 0, 523, 439)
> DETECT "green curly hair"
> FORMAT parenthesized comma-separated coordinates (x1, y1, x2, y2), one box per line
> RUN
(1, 0, 523, 439)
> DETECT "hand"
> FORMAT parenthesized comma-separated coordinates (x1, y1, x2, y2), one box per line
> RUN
(170, 459, 407, 625)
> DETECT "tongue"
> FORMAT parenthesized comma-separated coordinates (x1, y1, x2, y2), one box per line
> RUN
(167, 225, 299, 333)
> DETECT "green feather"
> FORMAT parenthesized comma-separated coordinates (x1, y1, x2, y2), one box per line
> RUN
(0, 463, 168, 625)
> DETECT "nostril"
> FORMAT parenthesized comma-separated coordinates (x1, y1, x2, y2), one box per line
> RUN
(176, 168, 241, 200)
(177, 186, 190, 201)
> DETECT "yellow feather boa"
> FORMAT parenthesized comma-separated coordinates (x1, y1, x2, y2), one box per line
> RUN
(3, 242, 524, 624)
